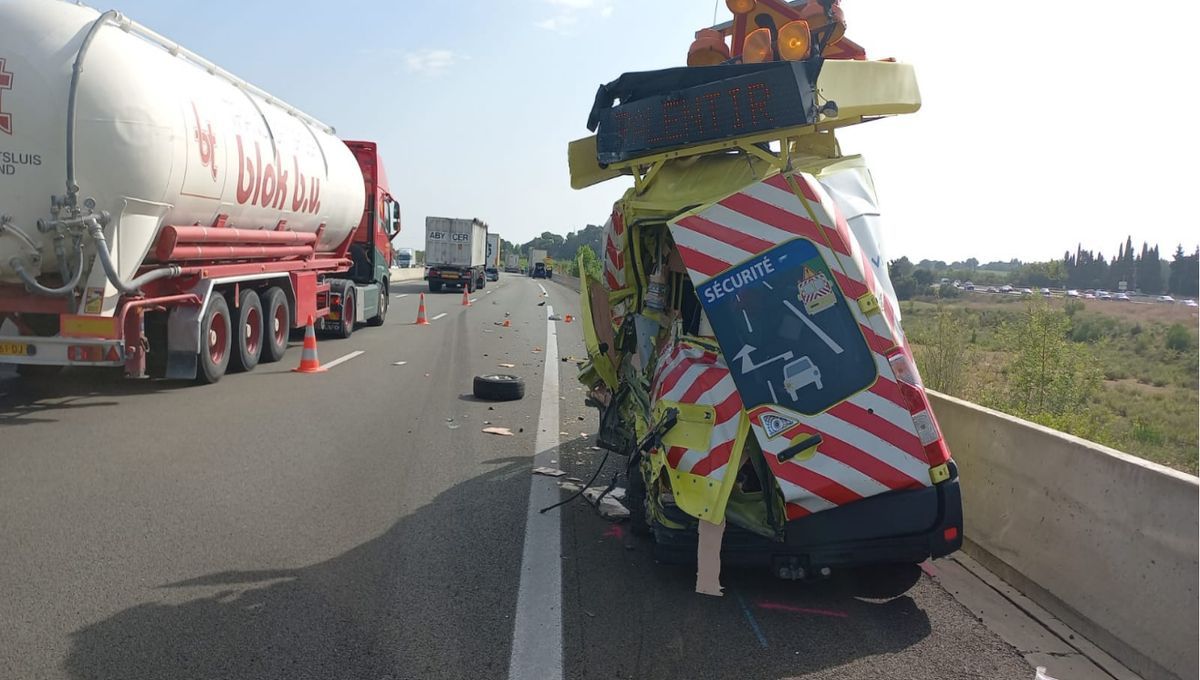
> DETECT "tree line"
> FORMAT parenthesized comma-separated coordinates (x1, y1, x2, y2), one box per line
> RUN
(887, 237, 1199, 300)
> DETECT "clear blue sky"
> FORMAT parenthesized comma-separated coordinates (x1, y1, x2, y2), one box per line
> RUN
(101, 0, 1198, 262)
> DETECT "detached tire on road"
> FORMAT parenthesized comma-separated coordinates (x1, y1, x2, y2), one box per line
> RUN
(473, 374, 525, 401)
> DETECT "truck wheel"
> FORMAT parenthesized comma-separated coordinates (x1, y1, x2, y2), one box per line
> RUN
(198, 295, 232, 384)
(229, 289, 263, 373)
(335, 291, 354, 340)
(260, 287, 290, 364)
(367, 285, 388, 326)
(429, 281, 443, 293)
(473, 374, 525, 401)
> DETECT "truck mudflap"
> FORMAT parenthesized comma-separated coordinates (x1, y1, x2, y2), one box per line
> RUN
(665, 169, 939, 520)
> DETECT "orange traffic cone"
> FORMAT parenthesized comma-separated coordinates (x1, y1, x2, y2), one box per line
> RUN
(462, 289, 471, 306)
(292, 315, 326, 373)
(502, 319, 511, 327)
(564, 314, 573, 323)
(415, 293, 430, 325)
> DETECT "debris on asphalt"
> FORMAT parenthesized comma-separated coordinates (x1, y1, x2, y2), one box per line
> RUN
(559, 431, 570, 436)
(533, 467, 567, 477)
(585, 487, 630, 520)
(498, 363, 515, 368)
(445, 418, 461, 430)
(392, 361, 408, 366)
(482, 426, 514, 436)
(538, 301, 546, 307)
(548, 314, 562, 321)
(532, 347, 543, 353)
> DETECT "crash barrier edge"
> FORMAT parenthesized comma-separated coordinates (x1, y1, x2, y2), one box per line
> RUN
(928, 391, 1199, 680)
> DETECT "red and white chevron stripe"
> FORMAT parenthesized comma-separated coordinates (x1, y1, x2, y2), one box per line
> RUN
(652, 342, 744, 483)
(602, 209, 626, 292)
(668, 170, 934, 518)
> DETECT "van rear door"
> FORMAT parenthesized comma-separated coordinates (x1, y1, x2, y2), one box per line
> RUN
(667, 169, 937, 521)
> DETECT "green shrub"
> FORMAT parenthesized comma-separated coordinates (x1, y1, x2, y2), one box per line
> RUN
(1165, 324, 1193, 352)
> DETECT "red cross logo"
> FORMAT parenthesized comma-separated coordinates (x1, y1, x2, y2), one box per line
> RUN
(0, 58, 13, 135)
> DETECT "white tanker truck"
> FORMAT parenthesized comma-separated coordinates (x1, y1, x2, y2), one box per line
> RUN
(0, 0, 400, 383)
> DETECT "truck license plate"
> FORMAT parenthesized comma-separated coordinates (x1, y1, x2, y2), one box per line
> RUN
(442, 272, 459, 279)
(327, 311, 340, 321)
(0, 341, 32, 357)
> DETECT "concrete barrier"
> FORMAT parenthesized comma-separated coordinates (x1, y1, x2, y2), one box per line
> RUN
(929, 391, 1199, 680)
(389, 267, 425, 282)
(548, 273, 581, 294)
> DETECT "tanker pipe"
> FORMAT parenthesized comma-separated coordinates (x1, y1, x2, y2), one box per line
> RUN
(8, 237, 84, 298)
(86, 219, 181, 295)
(65, 9, 122, 206)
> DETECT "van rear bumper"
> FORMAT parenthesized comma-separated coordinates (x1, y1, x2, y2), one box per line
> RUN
(652, 462, 963, 573)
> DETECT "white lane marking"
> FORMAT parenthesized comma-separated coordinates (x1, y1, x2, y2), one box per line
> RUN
(508, 303, 562, 680)
(537, 283, 547, 296)
(393, 294, 409, 299)
(431, 312, 448, 321)
(470, 297, 478, 303)
(322, 350, 364, 370)
(486, 290, 493, 295)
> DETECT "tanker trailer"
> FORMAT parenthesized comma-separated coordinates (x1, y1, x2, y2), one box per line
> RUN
(0, 0, 399, 383)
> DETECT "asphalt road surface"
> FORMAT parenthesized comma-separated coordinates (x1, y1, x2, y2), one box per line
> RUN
(0, 273, 1070, 680)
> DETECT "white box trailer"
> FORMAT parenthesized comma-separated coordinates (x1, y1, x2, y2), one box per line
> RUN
(486, 234, 501, 270)
(425, 217, 488, 292)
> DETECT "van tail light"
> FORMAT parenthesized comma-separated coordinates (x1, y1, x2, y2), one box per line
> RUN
(886, 348, 952, 468)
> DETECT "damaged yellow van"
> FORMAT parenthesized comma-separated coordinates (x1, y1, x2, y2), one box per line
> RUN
(570, 0, 962, 585)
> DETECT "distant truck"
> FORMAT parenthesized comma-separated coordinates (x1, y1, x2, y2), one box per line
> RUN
(529, 249, 551, 279)
(425, 217, 488, 293)
(395, 248, 416, 268)
(505, 253, 521, 273)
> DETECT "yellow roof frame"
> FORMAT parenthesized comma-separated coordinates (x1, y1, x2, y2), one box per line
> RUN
(568, 59, 919, 191)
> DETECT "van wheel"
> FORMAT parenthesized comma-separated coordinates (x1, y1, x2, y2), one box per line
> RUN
(260, 287, 290, 364)
(229, 289, 263, 373)
(627, 459, 652, 537)
(198, 295, 232, 384)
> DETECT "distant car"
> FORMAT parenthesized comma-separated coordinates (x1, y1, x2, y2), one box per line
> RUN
(1115, 293, 1131, 302)
(1157, 295, 1175, 303)
(1040, 288, 1051, 296)
(485, 267, 499, 282)
(532, 262, 549, 279)
(1184, 299, 1198, 308)
(1098, 292, 1113, 300)
(1020, 288, 1033, 295)
(782, 356, 823, 399)
(987, 286, 999, 293)
(964, 281, 975, 290)
(940, 278, 950, 285)
(1083, 293, 1096, 299)
(1000, 284, 1014, 293)
(1066, 289, 1080, 298)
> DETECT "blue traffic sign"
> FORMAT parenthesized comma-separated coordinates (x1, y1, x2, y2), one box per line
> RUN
(695, 238, 876, 415)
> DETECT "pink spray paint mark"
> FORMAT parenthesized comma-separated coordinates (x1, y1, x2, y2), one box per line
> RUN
(755, 600, 849, 619)
(602, 525, 625, 540)
(919, 560, 938, 578)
